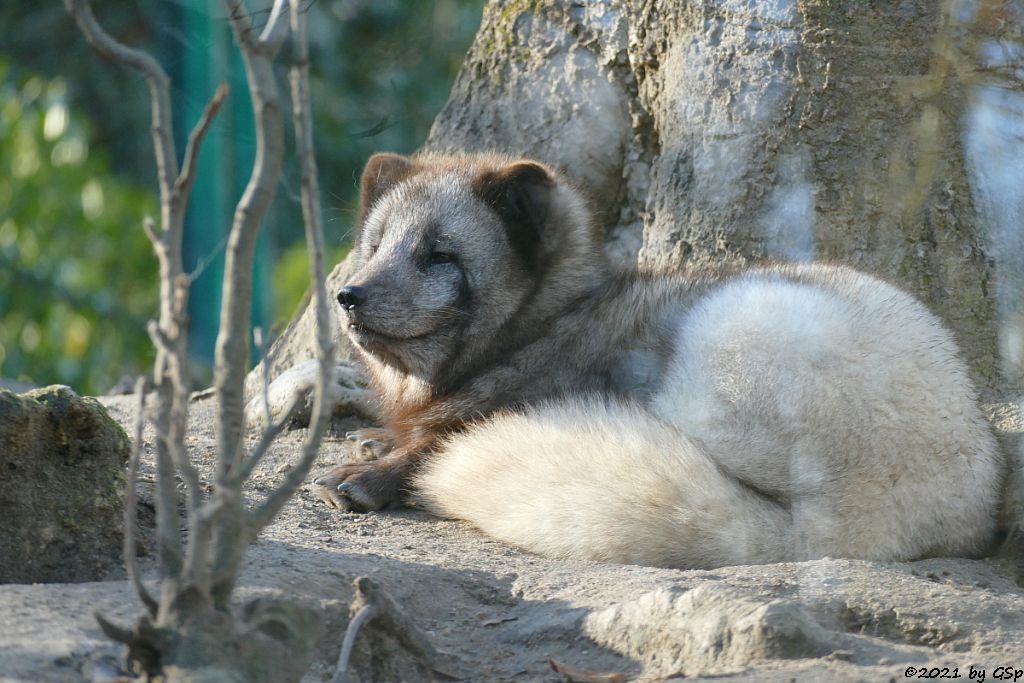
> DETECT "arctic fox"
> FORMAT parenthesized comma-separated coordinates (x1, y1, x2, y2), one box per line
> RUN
(310, 152, 1004, 568)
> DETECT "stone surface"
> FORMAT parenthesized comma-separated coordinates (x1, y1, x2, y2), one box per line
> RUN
(586, 584, 837, 676)
(0, 385, 129, 584)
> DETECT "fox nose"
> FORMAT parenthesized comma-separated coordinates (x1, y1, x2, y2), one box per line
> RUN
(337, 285, 367, 311)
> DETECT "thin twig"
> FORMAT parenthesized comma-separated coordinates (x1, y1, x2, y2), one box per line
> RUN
(187, 233, 230, 284)
(142, 216, 162, 252)
(331, 577, 439, 683)
(255, 326, 274, 430)
(332, 604, 378, 683)
(208, 0, 290, 608)
(174, 83, 230, 213)
(95, 612, 137, 646)
(352, 577, 437, 661)
(145, 321, 174, 358)
(235, 399, 300, 484)
(259, 0, 291, 53)
(249, 0, 335, 532)
(145, 318, 201, 516)
(125, 376, 158, 616)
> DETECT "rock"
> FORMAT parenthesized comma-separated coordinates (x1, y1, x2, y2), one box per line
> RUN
(2, 386, 1023, 681)
(0, 385, 129, 583)
(585, 584, 836, 677)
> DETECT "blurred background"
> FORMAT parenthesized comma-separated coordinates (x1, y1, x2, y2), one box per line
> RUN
(0, 0, 486, 395)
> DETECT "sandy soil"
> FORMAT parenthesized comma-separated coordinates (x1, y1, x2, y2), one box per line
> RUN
(0, 393, 1022, 682)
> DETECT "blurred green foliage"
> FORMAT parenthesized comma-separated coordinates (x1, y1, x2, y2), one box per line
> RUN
(0, 0, 484, 393)
(0, 62, 158, 394)
(273, 242, 351, 325)
(307, 0, 485, 216)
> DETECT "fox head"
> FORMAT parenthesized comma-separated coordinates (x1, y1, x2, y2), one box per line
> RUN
(339, 152, 604, 386)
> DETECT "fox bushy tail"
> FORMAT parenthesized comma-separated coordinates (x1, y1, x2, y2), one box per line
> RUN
(413, 397, 791, 569)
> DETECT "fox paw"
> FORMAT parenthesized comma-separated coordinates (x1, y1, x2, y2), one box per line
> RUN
(313, 458, 405, 512)
(245, 359, 379, 429)
(344, 427, 395, 462)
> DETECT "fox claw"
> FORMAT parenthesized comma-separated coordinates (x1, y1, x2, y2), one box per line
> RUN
(343, 428, 395, 462)
(313, 459, 404, 512)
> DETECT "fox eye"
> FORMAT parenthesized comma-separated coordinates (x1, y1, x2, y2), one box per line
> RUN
(429, 250, 455, 266)
(368, 244, 379, 256)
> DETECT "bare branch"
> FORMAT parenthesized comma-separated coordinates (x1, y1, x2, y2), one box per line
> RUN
(94, 612, 136, 646)
(146, 320, 169, 356)
(64, 2, 193, 605)
(249, 0, 335, 532)
(215, 0, 288, 481)
(145, 318, 198, 520)
(259, 0, 292, 53)
(235, 398, 300, 485)
(204, 0, 291, 608)
(332, 604, 378, 683)
(126, 377, 158, 616)
(183, 495, 225, 586)
(331, 577, 438, 683)
(225, 0, 258, 51)
(174, 83, 230, 213)
(165, 275, 201, 519)
(142, 216, 162, 252)
(187, 233, 229, 284)
(153, 451, 183, 600)
(69, 0, 329, 673)
(145, 340, 184, 605)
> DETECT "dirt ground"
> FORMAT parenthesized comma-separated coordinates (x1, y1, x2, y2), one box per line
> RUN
(0, 393, 1022, 682)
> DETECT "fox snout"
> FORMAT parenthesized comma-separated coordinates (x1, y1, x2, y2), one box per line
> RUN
(337, 285, 367, 311)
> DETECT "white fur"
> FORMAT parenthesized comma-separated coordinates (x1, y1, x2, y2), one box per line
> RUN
(414, 264, 1004, 567)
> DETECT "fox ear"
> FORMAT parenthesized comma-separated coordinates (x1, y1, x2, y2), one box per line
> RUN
(472, 161, 554, 268)
(359, 153, 413, 223)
